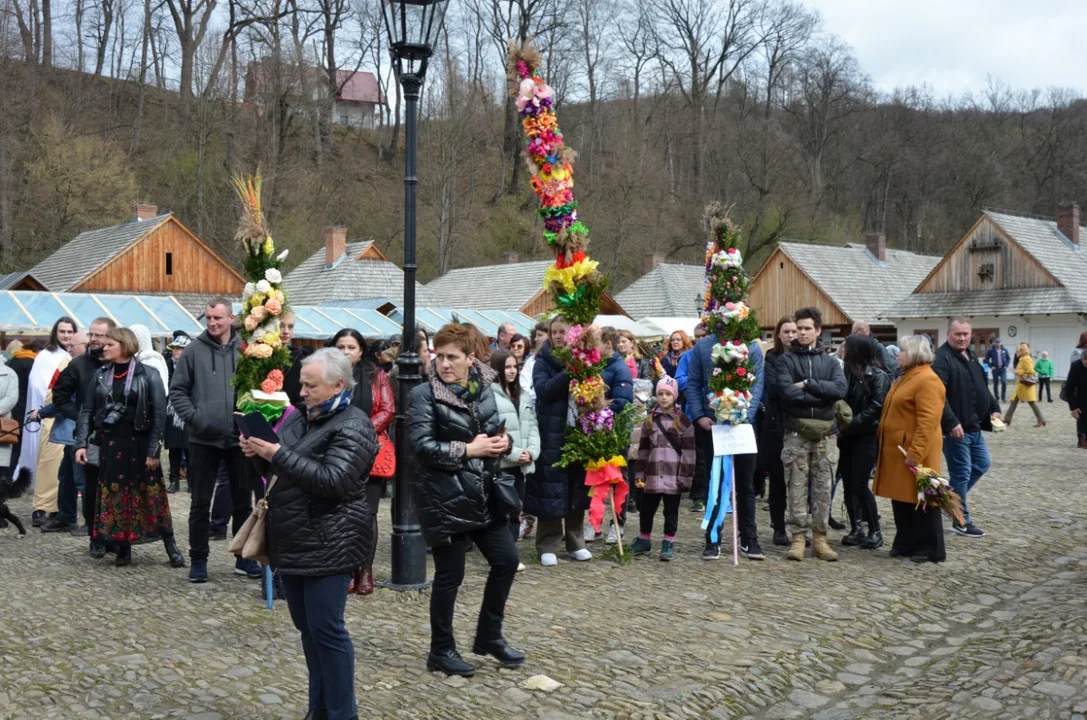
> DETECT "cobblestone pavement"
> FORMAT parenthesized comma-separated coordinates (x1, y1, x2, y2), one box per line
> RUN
(2, 411, 1085, 720)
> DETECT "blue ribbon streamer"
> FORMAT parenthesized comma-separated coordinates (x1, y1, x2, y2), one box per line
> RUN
(700, 453, 733, 543)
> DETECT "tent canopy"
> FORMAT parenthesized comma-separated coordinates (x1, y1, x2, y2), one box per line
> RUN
(230, 304, 404, 340)
(390, 308, 537, 337)
(639, 316, 704, 339)
(593, 315, 659, 337)
(0, 291, 202, 337)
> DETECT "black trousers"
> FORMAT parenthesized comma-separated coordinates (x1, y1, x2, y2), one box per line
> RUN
(168, 448, 187, 484)
(890, 500, 945, 562)
(639, 493, 681, 537)
(81, 463, 99, 530)
(703, 452, 757, 545)
(430, 519, 519, 653)
(187, 444, 251, 561)
(1038, 377, 1052, 402)
(839, 435, 880, 531)
(764, 435, 786, 532)
(691, 423, 713, 502)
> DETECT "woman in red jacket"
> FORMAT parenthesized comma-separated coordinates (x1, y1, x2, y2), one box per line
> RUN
(333, 329, 396, 595)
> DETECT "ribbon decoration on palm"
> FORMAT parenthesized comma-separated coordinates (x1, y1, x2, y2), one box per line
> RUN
(509, 41, 634, 535)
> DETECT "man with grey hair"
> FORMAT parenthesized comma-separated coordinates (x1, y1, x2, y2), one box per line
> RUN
(931, 317, 1002, 538)
(493, 322, 516, 351)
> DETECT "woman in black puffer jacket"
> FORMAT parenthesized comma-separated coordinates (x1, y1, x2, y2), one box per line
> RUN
(408, 323, 522, 679)
(240, 348, 377, 720)
(759, 317, 796, 547)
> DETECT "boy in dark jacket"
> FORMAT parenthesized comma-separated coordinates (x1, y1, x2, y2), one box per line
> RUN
(774, 307, 847, 562)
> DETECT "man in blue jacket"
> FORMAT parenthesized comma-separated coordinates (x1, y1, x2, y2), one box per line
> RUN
(686, 328, 766, 561)
(984, 339, 1011, 403)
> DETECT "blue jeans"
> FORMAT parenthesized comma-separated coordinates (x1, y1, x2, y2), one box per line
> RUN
(943, 431, 990, 526)
(991, 369, 1007, 401)
(280, 573, 356, 720)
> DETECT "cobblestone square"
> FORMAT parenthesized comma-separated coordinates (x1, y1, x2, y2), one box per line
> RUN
(2, 413, 1085, 720)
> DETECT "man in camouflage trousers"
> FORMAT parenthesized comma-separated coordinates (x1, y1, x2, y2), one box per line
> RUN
(773, 307, 848, 562)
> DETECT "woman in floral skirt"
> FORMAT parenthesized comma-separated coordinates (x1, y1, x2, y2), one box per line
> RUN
(75, 327, 184, 568)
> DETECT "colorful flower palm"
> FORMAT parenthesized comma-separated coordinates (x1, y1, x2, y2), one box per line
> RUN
(509, 41, 631, 534)
(232, 172, 292, 422)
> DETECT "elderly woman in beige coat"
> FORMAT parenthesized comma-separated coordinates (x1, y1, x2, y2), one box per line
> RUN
(873, 335, 947, 564)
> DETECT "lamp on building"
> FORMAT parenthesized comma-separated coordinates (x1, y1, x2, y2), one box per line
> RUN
(380, 0, 449, 591)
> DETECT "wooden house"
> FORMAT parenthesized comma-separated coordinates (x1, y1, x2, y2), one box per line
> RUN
(30, 203, 246, 314)
(615, 254, 707, 319)
(749, 235, 940, 345)
(883, 204, 1087, 378)
(424, 252, 629, 321)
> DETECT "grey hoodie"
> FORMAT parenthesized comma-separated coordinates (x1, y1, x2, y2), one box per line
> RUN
(168, 329, 241, 448)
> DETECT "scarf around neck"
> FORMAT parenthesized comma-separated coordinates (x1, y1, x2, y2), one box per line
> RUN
(307, 388, 353, 422)
(446, 366, 483, 404)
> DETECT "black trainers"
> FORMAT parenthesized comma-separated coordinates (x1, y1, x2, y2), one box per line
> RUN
(701, 541, 721, 560)
(690, 500, 706, 514)
(41, 518, 75, 533)
(962, 523, 985, 538)
(209, 528, 228, 541)
(740, 539, 765, 561)
(188, 558, 208, 583)
(772, 529, 790, 546)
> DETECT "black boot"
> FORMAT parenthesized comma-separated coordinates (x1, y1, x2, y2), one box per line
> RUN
(842, 514, 866, 545)
(860, 527, 884, 549)
(164, 533, 185, 567)
(167, 478, 180, 494)
(827, 513, 845, 531)
(472, 638, 526, 667)
(89, 537, 107, 559)
(114, 542, 132, 567)
(772, 527, 790, 546)
(427, 649, 476, 677)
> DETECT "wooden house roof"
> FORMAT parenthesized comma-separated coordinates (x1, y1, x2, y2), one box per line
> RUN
(615, 263, 706, 319)
(282, 240, 434, 307)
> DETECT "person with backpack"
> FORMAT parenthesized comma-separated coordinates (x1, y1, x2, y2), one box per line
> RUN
(774, 307, 848, 562)
(630, 376, 694, 561)
(837, 334, 890, 550)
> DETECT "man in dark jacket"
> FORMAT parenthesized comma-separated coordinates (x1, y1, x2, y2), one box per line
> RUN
(39, 318, 113, 546)
(169, 297, 254, 582)
(775, 307, 847, 562)
(932, 318, 1002, 538)
(686, 329, 766, 560)
(527, 316, 593, 566)
(984, 338, 1011, 403)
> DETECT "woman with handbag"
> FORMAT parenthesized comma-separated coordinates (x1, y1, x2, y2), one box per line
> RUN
(239, 348, 377, 720)
(408, 323, 522, 678)
(332, 328, 396, 596)
(489, 349, 540, 563)
(1004, 341, 1046, 428)
(74, 327, 184, 568)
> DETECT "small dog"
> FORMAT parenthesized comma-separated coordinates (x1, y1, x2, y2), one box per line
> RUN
(0, 468, 32, 536)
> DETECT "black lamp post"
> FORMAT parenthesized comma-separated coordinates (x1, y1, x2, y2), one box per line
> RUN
(381, 0, 448, 590)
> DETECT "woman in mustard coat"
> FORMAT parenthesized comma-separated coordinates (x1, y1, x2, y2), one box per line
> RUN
(873, 335, 947, 563)
(1004, 342, 1046, 427)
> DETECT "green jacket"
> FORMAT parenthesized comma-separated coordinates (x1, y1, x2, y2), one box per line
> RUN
(1035, 358, 1054, 377)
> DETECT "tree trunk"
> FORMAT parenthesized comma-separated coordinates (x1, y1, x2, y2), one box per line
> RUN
(0, 139, 12, 269)
(129, 0, 151, 158)
(41, 0, 51, 66)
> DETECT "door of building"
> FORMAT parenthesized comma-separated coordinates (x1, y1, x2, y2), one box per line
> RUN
(972, 328, 999, 360)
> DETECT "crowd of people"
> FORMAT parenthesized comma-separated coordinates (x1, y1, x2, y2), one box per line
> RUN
(2, 296, 1082, 716)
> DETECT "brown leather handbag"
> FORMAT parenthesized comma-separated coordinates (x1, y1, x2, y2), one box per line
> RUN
(228, 474, 278, 565)
(0, 417, 21, 445)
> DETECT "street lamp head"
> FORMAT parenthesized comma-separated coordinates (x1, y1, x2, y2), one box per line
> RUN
(381, 0, 449, 80)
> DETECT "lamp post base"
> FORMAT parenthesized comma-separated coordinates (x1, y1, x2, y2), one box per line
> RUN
(374, 579, 433, 593)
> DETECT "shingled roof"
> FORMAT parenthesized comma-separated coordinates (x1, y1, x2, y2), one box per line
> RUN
(30, 214, 172, 291)
(615, 263, 706, 319)
(424, 261, 555, 310)
(884, 210, 1087, 319)
(775, 241, 941, 324)
(283, 240, 434, 307)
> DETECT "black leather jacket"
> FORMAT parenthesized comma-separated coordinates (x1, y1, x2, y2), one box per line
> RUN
(254, 404, 377, 576)
(838, 366, 891, 439)
(75, 362, 166, 455)
(407, 360, 509, 546)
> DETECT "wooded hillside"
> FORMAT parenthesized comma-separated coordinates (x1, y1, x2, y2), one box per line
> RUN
(1, 0, 1084, 290)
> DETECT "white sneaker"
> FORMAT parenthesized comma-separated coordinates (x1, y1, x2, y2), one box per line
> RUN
(605, 523, 619, 545)
(540, 553, 558, 567)
(584, 524, 597, 542)
(516, 562, 526, 572)
(568, 548, 593, 562)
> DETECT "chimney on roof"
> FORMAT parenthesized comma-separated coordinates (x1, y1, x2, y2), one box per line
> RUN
(503, 251, 519, 264)
(644, 252, 666, 274)
(865, 233, 886, 262)
(133, 203, 158, 222)
(324, 226, 347, 268)
(1057, 202, 1080, 247)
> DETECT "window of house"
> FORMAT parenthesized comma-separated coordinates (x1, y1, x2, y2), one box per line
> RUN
(339, 114, 349, 125)
(166, 252, 173, 276)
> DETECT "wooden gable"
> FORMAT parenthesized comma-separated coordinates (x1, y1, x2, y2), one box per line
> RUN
(519, 288, 631, 318)
(914, 215, 1060, 294)
(354, 243, 389, 262)
(749, 247, 851, 327)
(10, 274, 46, 291)
(73, 216, 246, 295)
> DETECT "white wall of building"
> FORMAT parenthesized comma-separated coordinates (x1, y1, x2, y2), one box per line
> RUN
(890, 313, 1084, 380)
(333, 102, 377, 129)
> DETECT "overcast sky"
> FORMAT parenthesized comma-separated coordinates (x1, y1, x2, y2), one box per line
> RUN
(810, 0, 1085, 97)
